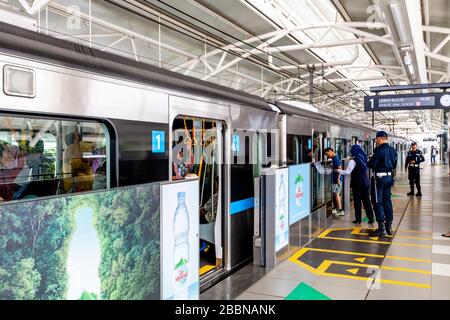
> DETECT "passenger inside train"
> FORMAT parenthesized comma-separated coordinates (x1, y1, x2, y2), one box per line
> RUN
(172, 117, 223, 277)
(0, 116, 110, 202)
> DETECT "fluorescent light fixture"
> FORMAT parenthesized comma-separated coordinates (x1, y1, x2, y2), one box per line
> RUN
(279, 100, 318, 113)
(403, 52, 412, 65)
(407, 64, 415, 76)
(389, 2, 410, 45)
(268, 103, 281, 113)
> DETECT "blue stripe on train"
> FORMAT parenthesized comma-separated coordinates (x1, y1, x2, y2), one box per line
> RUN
(230, 197, 255, 215)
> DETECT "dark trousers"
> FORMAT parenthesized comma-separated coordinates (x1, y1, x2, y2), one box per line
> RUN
(408, 167, 421, 191)
(371, 176, 394, 224)
(352, 186, 374, 222)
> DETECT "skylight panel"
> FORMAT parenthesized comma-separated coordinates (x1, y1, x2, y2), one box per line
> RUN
(247, 0, 389, 88)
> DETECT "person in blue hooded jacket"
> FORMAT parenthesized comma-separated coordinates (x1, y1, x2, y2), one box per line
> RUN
(337, 144, 375, 225)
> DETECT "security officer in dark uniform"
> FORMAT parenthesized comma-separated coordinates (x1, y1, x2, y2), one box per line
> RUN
(405, 142, 425, 196)
(368, 131, 398, 236)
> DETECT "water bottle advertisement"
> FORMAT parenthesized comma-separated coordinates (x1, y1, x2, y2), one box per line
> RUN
(161, 179, 199, 300)
(288, 164, 311, 225)
(275, 168, 289, 252)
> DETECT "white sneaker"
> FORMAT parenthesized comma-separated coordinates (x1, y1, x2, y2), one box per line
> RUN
(338, 210, 345, 216)
(332, 209, 338, 215)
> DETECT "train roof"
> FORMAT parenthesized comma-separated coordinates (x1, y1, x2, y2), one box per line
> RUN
(0, 22, 409, 142)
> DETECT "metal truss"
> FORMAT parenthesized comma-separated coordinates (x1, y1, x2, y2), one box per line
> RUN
(7, 0, 449, 135)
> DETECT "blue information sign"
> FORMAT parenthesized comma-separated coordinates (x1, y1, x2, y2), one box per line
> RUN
(288, 164, 311, 225)
(152, 131, 165, 153)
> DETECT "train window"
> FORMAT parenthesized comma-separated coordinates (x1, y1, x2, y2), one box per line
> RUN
(0, 115, 110, 203)
(334, 138, 346, 160)
(312, 132, 323, 162)
(286, 134, 301, 165)
(362, 141, 370, 155)
(301, 135, 313, 163)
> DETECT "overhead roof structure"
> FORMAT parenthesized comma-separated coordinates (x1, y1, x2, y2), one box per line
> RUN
(1, 0, 449, 135)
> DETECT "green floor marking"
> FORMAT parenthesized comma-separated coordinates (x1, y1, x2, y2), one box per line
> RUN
(362, 217, 369, 222)
(285, 282, 331, 300)
(392, 194, 402, 198)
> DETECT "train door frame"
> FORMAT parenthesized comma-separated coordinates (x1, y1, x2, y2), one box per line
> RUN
(168, 95, 232, 287)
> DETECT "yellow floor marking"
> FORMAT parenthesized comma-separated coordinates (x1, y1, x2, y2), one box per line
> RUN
(385, 255, 431, 263)
(396, 229, 433, 234)
(324, 260, 431, 275)
(391, 242, 432, 248)
(314, 260, 431, 289)
(404, 214, 433, 217)
(328, 227, 433, 236)
(378, 279, 431, 289)
(394, 235, 432, 241)
(287, 228, 434, 289)
(327, 227, 429, 242)
(318, 228, 333, 238)
(199, 264, 216, 276)
(297, 247, 430, 262)
(299, 247, 385, 258)
(319, 233, 432, 248)
(378, 265, 431, 275)
(355, 230, 431, 241)
(319, 235, 391, 244)
(289, 248, 432, 272)
(320, 271, 430, 288)
(347, 268, 359, 275)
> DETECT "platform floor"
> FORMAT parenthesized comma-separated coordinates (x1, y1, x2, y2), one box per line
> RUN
(202, 164, 450, 300)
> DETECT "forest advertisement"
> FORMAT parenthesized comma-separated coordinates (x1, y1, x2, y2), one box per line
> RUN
(160, 179, 199, 300)
(0, 183, 161, 300)
(288, 164, 311, 225)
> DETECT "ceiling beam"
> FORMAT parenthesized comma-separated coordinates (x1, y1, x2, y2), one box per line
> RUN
(405, 0, 428, 84)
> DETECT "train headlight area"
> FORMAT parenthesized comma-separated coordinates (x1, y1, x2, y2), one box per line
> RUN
(0, 0, 449, 306)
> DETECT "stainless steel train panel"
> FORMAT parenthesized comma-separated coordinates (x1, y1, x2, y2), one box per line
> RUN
(0, 54, 169, 124)
(286, 115, 313, 136)
(229, 105, 278, 131)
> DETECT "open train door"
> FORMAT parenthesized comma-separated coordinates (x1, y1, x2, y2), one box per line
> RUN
(168, 96, 231, 290)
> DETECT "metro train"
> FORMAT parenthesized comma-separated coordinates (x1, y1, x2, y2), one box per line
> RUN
(0, 22, 409, 292)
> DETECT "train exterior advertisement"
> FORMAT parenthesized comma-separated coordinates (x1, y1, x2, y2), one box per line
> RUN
(288, 164, 311, 225)
(0, 183, 161, 300)
(160, 179, 199, 300)
(275, 168, 289, 252)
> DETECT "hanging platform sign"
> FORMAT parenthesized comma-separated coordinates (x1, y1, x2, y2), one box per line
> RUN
(364, 92, 450, 112)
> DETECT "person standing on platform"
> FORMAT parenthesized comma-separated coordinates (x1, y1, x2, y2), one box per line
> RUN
(368, 131, 398, 236)
(337, 145, 375, 225)
(430, 146, 438, 166)
(324, 148, 344, 216)
(405, 142, 425, 196)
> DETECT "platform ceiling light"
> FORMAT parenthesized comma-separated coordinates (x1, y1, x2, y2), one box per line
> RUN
(389, 2, 411, 46)
(403, 51, 412, 66)
(268, 103, 281, 113)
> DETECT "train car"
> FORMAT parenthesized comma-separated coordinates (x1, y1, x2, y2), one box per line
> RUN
(0, 22, 410, 294)
(0, 21, 280, 291)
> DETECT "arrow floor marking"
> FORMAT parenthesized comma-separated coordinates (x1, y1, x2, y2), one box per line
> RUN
(346, 268, 359, 275)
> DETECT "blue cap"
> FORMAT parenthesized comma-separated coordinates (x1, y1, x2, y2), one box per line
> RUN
(376, 131, 388, 138)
